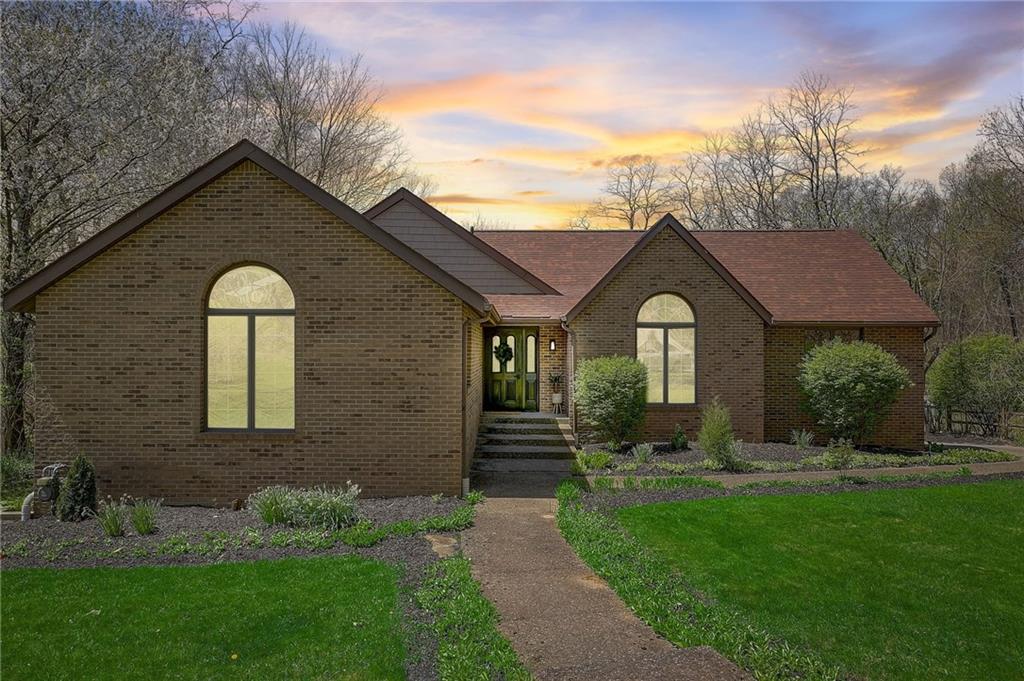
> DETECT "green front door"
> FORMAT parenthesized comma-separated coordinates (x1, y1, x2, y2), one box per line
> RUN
(485, 327, 539, 411)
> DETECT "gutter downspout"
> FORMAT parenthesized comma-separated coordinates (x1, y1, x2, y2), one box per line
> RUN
(560, 316, 577, 444)
(462, 304, 492, 496)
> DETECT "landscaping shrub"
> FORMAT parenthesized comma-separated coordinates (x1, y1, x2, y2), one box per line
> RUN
(630, 443, 654, 464)
(130, 498, 161, 535)
(790, 429, 814, 450)
(93, 497, 127, 537)
(822, 438, 855, 470)
(56, 455, 97, 522)
(572, 450, 614, 474)
(798, 339, 910, 444)
(249, 486, 292, 525)
(248, 484, 360, 530)
(1, 451, 33, 490)
(291, 485, 361, 530)
(698, 398, 740, 470)
(928, 334, 1024, 437)
(574, 356, 647, 448)
(671, 425, 689, 451)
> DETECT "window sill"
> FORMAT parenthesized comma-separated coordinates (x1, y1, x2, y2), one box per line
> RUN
(645, 403, 698, 408)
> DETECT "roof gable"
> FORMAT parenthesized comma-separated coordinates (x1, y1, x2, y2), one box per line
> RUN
(364, 189, 558, 295)
(563, 215, 772, 323)
(3, 141, 490, 315)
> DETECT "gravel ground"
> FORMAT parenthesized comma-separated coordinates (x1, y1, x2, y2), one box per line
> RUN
(579, 471, 1024, 514)
(0, 495, 465, 570)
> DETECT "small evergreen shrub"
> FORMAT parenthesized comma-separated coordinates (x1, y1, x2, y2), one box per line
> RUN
(790, 429, 814, 450)
(130, 498, 161, 535)
(56, 455, 97, 522)
(93, 496, 127, 537)
(630, 443, 654, 464)
(574, 356, 647, 449)
(698, 398, 734, 465)
(671, 425, 689, 451)
(798, 340, 910, 444)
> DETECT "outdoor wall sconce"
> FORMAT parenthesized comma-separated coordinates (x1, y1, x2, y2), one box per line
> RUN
(549, 339, 556, 351)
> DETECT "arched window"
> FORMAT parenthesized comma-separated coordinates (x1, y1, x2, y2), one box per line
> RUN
(636, 293, 695, 404)
(207, 265, 295, 430)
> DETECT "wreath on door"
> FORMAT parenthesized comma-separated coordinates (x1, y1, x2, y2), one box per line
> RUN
(493, 341, 514, 365)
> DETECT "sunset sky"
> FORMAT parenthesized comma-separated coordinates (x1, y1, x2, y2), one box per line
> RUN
(263, 1, 1024, 228)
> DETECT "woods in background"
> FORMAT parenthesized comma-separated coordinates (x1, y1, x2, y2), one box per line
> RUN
(584, 75, 1023, 363)
(0, 0, 427, 455)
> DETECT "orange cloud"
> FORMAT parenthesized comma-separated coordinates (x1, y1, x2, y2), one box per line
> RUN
(425, 193, 510, 205)
(382, 67, 614, 141)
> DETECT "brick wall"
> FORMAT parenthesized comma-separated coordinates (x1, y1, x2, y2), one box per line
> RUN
(569, 228, 765, 442)
(538, 325, 567, 414)
(32, 160, 467, 503)
(764, 326, 926, 450)
(463, 312, 483, 477)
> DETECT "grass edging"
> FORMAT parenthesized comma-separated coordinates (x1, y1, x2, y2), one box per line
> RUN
(556, 479, 839, 681)
(416, 555, 532, 681)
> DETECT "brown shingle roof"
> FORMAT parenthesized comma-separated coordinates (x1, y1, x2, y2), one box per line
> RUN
(478, 227, 938, 326)
(475, 230, 642, 320)
(695, 229, 939, 325)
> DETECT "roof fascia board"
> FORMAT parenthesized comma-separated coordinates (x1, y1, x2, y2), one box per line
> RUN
(365, 188, 561, 296)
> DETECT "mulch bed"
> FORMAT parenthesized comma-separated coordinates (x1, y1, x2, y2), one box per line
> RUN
(586, 441, 1005, 476)
(579, 471, 1024, 514)
(0, 495, 465, 570)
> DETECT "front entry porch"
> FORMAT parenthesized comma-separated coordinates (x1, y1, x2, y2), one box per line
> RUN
(473, 411, 574, 474)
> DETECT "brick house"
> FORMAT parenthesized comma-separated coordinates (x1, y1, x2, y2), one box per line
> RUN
(3, 141, 939, 502)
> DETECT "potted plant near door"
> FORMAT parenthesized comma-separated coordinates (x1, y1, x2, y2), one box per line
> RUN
(549, 372, 563, 413)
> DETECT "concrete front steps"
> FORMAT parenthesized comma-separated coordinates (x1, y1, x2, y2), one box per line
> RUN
(473, 412, 574, 473)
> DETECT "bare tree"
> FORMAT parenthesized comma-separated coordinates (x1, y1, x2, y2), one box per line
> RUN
(591, 156, 673, 229)
(669, 72, 862, 231)
(564, 206, 593, 230)
(1, 0, 248, 454)
(979, 95, 1024, 180)
(769, 72, 862, 229)
(236, 22, 418, 209)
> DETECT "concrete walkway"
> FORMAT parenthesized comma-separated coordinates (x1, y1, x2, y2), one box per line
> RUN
(463, 472, 749, 681)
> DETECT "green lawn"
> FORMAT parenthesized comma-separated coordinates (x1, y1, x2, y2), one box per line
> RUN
(619, 480, 1024, 680)
(1, 556, 406, 680)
